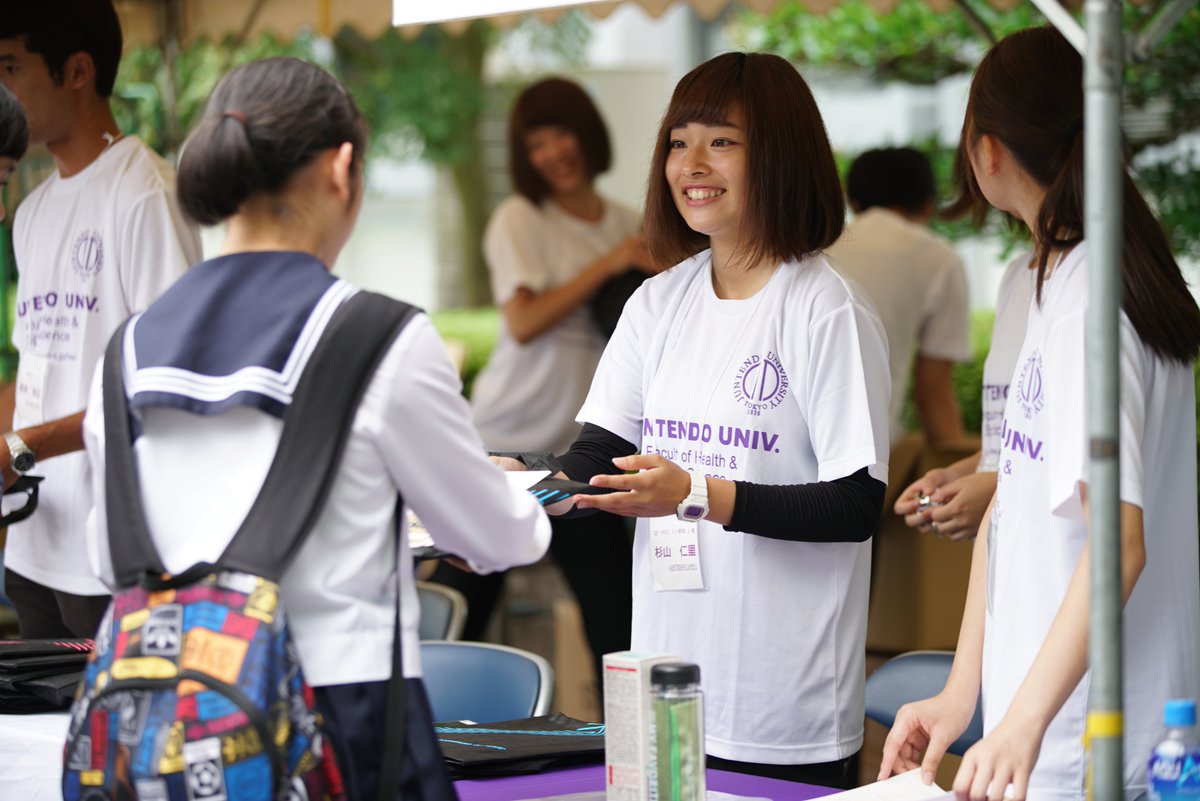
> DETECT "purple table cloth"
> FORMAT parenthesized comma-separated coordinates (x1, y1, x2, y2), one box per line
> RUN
(455, 764, 839, 801)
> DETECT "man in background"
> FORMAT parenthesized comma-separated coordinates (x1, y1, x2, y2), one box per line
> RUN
(828, 147, 972, 446)
(0, 0, 200, 637)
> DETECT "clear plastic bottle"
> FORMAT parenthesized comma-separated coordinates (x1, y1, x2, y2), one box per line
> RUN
(649, 662, 706, 801)
(1148, 699, 1200, 801)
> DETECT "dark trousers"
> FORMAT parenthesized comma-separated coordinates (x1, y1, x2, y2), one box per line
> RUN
(427, 512, 633, 688)
(314, 677, 456, 801)
(4, 567, 110, 639)
(706, 752, 861, 790)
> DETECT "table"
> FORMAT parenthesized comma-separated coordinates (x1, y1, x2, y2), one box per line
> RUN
(0, 710, 70, 800)
(456, 764, 838, 801)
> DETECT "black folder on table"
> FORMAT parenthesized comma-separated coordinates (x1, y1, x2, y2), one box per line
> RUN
(436, 714, 605, 778)
(0, 638, 92, 713)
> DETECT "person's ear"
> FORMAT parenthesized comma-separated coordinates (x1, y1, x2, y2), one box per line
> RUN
(975, 134, 1004, 177)
(329, 142, 355, 203)
(62, 51, 95, 93)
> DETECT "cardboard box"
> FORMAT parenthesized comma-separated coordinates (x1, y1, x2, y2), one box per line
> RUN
(603, 651, 681, 801)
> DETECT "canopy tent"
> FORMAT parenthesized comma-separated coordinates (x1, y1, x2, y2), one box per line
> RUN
(384, 4, 1195, 801)
(115, 0, 1052, 46)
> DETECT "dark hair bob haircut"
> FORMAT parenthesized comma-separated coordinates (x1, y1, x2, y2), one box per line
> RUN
(0, 85, 28, 161)
(644, 52, 844, 270)
(0, 0, 123, 98)
(954, 25, 1200, 364)
(846, 147, 937, 216)
(508, 78, 612, 204)
(177, 57, 367, 227)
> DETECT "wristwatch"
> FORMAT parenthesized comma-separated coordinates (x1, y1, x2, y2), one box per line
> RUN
(675, 472, 709, 522)
(4, 432, 35, 474)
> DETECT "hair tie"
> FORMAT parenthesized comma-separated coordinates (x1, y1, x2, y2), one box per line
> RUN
(1067, 118, 1083, 138)
(223, 110, 248, 126)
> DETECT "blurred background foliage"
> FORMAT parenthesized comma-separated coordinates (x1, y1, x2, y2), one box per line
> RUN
(733, 0, 1200, 260)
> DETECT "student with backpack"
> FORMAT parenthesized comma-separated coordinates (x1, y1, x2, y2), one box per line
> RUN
(67, 57, 551, 801)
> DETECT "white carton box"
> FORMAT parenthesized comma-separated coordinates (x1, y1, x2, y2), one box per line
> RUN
(603, 651, 682, 801)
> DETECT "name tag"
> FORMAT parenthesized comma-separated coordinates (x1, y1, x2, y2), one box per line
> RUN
(15, 354, 48, 424)
(649, 516, 705, 591)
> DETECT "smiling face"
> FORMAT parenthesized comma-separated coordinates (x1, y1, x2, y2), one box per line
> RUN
(525, 124, 590, 199)
(664, 110, 748, 255)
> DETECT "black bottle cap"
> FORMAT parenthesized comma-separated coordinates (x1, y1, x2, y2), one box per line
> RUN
(651, 662, 700, 687)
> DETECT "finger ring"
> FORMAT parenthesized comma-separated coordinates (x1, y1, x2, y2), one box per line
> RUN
(930, 521, 939, 532)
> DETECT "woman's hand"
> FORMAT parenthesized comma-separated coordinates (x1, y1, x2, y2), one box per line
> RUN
(879, 691, 978, 785)
(952, 718, 1044, 801)
(895, 467, 997, 541)
(573, 453, 691, 518)
(608, 234, 658, 276)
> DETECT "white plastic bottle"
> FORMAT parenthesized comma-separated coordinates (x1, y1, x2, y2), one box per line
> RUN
(1148, 699, 1200, 801)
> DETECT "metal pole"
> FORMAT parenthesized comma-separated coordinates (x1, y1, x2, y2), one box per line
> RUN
(1131, 0, 1197, 61)
(1083, 0, 1125, 797)
(1029, 0, 1088, 53)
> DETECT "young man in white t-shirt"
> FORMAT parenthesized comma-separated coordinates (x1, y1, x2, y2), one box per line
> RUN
(827, 147, 972, 446)
(0, 1, 200, 637)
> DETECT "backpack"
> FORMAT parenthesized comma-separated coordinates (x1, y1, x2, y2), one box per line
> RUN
(63, 291, 417, 801)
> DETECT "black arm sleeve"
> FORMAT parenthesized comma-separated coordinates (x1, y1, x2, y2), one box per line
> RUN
(725, 467, 884, 543)
(557, 423, 638, 482)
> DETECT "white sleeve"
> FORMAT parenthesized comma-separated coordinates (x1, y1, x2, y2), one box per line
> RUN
(576, 285, 650, 446)
(364, 315, 552, 572)
(918, 251, 973, 363)
(83, 358, 116, 590)
(1047, 311, 1146, 519)
(484, 199, 552, 305)
(806, 301, 892, 484)
(118, 189, 201, 313)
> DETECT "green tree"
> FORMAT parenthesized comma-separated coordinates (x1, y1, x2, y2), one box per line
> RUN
(732, 1, 1200, 258)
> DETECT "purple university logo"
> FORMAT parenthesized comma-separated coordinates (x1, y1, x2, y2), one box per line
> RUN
(1016, 349, 1045, 419)
(733, 351, 789, 416)
(72, 230, 104, 280)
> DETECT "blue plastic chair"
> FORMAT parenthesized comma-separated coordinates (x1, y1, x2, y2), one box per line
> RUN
(419, 641, 554, 723)
(415, 581, 467, 641)
(865, 650, 984, 756)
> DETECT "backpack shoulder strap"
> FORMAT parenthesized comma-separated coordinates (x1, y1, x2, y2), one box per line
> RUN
(103, 291, 419, 587)
(103, 317, 166, 586)
(219, 290, 419, 579)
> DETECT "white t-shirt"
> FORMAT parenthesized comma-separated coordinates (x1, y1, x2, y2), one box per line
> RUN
(580, 250, 891, 764)
(983, 242, 1200, 801)
(827, 208, 971, 442)
(978, 253, 1037, 471)
(9, 136, 200, 595)
(471, 195, 642, 455)
(83, 311, 552, 686)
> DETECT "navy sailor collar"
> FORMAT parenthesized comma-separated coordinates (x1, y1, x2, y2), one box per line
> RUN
(123, 250, 356, 419)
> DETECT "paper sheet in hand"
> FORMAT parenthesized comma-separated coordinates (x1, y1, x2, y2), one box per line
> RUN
(818, 770, 952, 801)
(407, 471, 551, 549)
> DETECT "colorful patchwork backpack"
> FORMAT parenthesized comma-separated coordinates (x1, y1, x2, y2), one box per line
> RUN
(63, 291, 417, 801)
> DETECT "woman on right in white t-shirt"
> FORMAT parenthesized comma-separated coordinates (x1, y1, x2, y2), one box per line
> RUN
(879, 26, 1200, 801)
(893, 253, 1036, 540)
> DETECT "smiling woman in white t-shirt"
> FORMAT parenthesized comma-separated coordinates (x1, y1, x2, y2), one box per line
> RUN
(546, 52, 891, 789)
(879, 27, 1200, 801)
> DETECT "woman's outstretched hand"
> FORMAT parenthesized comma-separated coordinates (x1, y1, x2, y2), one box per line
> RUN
(879, 691, 976, 787)
(572, 453, 691, 518)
